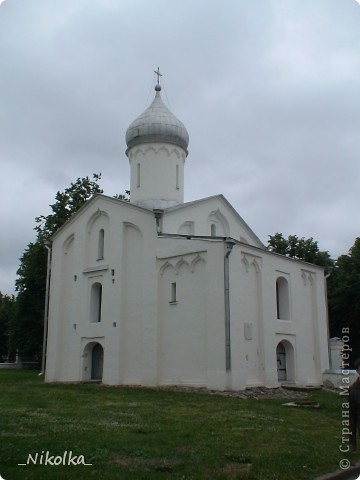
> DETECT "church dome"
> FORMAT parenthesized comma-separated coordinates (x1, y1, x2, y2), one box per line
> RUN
(125, 85, 189, 155)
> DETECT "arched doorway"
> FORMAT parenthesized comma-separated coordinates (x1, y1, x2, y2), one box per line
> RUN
(276, 340, 295, 382)
(91, 343, 104, 381)
(276, 343, 287, 380)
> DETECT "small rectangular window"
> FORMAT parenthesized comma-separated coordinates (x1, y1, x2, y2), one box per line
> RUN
(170, 282, 177, 303)
(90, 282, 103, 323)
(176, 165, 179, 190)
(97, 229, 105, 260)
(276, 281, 280, 319)
(137, 163, 141, 188)
(97, 285, 102, 322)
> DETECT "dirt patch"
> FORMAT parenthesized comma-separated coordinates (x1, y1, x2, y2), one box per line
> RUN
(155, 385, 311, 399)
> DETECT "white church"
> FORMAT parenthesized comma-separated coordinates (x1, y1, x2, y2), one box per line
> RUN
(45, 79, 330, 390)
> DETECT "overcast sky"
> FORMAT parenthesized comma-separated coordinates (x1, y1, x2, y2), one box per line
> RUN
(1, 0, 359, 295)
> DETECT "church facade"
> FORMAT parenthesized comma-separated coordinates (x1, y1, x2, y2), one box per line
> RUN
(45, 82, 330, 389)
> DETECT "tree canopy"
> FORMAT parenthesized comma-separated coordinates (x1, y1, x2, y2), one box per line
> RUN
(0, 292, 15, 361)
(14, 173, 103, 360)
(267, 232, 333, 268)
(14, 242, 48, 359)
(328, 237, 360, 362)
(35, 173, 103, 241)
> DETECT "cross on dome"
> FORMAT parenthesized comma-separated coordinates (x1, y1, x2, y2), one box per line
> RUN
(154, 67, 162, 92)
(154, 67, 162, 85)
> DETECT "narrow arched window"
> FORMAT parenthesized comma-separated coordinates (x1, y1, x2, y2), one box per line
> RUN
(176, 164, 179, 190)
(137, 163, 141, 188)
(276, 277, 290, 320)
(211, 223, 216, 237)
(97, 229, 105, 260)
(90, 282, 102, 323)
(170, 282, 177, 303)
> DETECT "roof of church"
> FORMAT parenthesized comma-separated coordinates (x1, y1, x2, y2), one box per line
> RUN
(125, 85, 189, 155)
(164, 194, 266, 249)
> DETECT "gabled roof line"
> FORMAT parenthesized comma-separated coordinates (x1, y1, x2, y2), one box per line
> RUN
(50, 193, 153, 240)
(164, 194, 265, 249)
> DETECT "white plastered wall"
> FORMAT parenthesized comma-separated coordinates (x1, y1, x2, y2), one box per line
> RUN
(46, 195, 329, 389)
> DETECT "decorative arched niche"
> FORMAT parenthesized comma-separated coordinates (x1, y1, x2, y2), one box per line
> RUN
(207, 209, 230, 237)
(62, 233, 75, 254)
(61, 234, 75, 283)
(178, 221, 194, 236)
(85, 209, 110, 265)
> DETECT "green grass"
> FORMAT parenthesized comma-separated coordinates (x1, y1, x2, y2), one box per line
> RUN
(0, 370, 359, 479)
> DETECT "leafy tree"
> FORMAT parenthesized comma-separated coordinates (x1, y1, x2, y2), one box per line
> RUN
(13, 242, 48, 360)
(328, 238, 360, 363)
(268, 233, 333, 268)
(113, 189, 130, 202)
(35, 173, 103, 240)
(0, 292, 16, 361)
(14, 173, 103, 360)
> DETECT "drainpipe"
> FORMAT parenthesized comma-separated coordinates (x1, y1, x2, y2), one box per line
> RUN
(324, 267, 333, 371)
(40, 240, 52, 376)
(224, 238, 236, 371)
(153, 209, 164, 234)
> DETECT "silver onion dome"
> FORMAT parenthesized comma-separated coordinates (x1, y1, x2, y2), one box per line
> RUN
(125, 85, 189, 155)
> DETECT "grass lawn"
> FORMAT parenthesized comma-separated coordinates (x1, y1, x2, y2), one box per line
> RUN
(0, 370, 359, 480)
